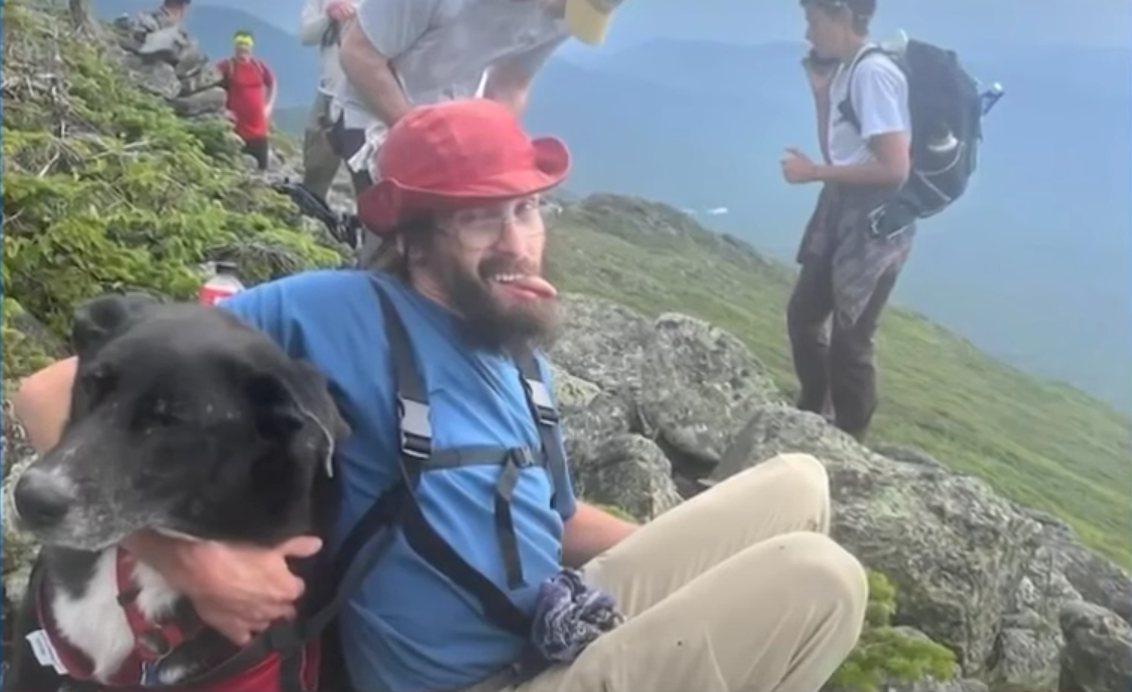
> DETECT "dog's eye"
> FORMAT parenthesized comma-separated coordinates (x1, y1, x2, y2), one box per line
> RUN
(147, 397, 183, 427)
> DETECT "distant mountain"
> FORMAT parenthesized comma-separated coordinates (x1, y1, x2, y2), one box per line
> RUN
(92, 0, 321, 108)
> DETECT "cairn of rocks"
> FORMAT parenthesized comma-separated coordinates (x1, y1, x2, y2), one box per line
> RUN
(109, 7, 227, 118)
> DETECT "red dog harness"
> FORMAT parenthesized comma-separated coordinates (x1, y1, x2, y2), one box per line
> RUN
(32, 547, 319, 692)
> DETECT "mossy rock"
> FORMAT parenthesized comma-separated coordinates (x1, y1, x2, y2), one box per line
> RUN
(0, 0, 348, 386)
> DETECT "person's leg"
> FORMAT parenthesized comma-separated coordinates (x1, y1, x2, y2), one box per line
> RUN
(787, 257, 836, 420)
(516, 531, 868, 692)
(828, 263, 902, 441)
(587, 452, 831, 618)
(241, 137, 270, 171)
(301, 93, 342, 200)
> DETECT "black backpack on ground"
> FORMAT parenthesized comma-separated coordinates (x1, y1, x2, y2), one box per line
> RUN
(272, 180, 362, 250)
(839, 37, 996, 239)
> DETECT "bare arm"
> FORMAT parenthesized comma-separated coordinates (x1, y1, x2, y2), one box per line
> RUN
(483, 38, 564, 117)
(13, 357, 77, 454)
(338, 20, 411, 126)
(338, 0, 441, 127)
(560, 501, 638, 568)
(263, 64, 278, 115)
(811, 130, 910, 186)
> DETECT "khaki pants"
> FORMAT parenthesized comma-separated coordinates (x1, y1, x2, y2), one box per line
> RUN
(512, 453, 868, 692)
(301, 92, 343, 201)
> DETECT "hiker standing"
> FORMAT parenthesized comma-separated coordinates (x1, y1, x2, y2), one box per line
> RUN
(780, 0, 912, 442)
(298, 0, 359, 200)
(330, 0, 629, 268)
(14, 99, 868, 692)
(217, 30, 277, 172)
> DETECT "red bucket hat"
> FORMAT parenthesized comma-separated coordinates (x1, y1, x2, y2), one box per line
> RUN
(356, 99, 571, 235)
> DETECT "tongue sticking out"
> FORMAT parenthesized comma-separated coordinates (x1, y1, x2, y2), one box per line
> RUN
(498, 275, 558, 300)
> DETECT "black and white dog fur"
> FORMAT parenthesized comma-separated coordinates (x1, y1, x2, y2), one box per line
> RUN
(4, 292, 347, 692)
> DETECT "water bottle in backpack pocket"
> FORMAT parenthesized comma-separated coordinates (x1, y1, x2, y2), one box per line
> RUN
(841, 31, 1005, 239)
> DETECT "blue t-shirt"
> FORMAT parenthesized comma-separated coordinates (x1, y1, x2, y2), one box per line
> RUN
(218, 269, 577, 692)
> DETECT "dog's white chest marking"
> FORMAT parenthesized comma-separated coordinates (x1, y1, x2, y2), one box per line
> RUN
(49, 549, 182, 683)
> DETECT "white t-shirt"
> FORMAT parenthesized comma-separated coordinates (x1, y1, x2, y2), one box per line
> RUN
(826, 44, 911, 165)
(299, 0, 362, 97)
(333, 0, 568, 133)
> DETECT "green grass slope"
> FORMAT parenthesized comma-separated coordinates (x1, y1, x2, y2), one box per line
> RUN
(546, 196, 1132, 564)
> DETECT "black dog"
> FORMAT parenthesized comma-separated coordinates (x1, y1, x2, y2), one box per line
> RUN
(4, 292, 347, 692)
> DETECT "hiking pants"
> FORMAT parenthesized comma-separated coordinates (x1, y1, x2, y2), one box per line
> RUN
(328, 114, 384, 269)
(301, 92, 343, 201)
(786, 253, 900, 440)
(504, 453, 867, 692)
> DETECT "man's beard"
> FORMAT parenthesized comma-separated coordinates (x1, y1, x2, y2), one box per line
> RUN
(434, 253, 559, 353)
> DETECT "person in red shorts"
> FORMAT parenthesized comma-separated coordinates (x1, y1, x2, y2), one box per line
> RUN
(217, 30, 277, 171)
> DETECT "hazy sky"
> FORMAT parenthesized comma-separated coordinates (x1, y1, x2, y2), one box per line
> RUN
(199, 0, 1132, 50)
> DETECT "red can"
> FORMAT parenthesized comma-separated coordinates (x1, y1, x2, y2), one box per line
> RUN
(197, 261, 245, 306)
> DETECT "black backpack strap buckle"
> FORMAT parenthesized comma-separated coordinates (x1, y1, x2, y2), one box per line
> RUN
(397, 395, 432, 459)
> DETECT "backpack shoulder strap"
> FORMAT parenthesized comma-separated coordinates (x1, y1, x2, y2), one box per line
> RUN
(838, 44, 890, 133)
(363, 276, 532, 635)
(513, 350, 569, 517)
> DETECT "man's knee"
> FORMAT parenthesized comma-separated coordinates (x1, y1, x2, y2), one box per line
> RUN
(775, 532, 868, 632)
(764, 452, 829, 492)
(722, 453, 831, 529)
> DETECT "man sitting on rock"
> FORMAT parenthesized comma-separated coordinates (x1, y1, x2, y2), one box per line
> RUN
(217, 29, 277, 171)
(330, 0, 631, 269)
(13, 99, 868, 692)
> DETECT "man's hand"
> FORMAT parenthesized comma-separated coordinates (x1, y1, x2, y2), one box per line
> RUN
(143, 535, 323, 646)
(781, 147, 820, 184)
(326, 0, 355, 22)
(803, 57, 835, 97)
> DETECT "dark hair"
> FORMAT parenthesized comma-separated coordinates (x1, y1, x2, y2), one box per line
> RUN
(164, 0, 191, 7)
(233, 29, 254, 40)
(801, 0, 875, 34)
(369, 216, 437, 278)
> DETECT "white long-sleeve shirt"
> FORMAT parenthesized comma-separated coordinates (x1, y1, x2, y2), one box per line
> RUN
(299, 0, 359, 96)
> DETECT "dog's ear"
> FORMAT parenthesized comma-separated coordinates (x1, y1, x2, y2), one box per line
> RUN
(289, 360, 350, 442)
(71, 292, 162, 361)
(245, 362, 349, 450)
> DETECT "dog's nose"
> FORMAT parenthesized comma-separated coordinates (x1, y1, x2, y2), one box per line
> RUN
(13, 467, 76, 529)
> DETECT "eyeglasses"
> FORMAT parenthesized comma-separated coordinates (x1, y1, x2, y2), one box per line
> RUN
(442, 197, 549, 250)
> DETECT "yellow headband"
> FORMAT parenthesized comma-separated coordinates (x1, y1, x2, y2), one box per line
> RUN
(233, 35, 254, 48)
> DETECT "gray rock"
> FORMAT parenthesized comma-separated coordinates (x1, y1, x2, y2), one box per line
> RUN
(703, 403, 1043, 676)
(1059, 601, 1132, 692)
(110, 8, 227, 120)
(578, 434, 683, 521)
(172, 87, 227, 117)
(550, 294, 780, 475)
(121, 53, 181, 100)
